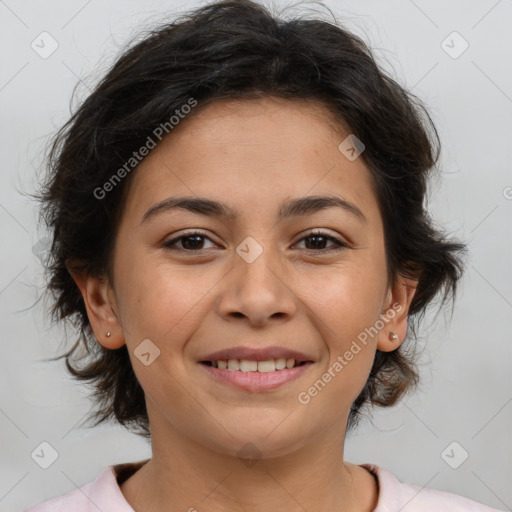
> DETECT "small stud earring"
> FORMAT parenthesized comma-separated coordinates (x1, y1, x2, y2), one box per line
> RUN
(389, 332, 399, 341)
(106, 331, 111, 338)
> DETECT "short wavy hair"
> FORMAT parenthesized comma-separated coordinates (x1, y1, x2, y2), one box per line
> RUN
(37, 0, 467, 438)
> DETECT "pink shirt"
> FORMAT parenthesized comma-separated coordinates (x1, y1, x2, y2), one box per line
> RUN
(22, 459, 504, 511)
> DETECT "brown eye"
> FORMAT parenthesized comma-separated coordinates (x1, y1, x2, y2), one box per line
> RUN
(295, 231, 347, 253)
(163, 231, 216, 251)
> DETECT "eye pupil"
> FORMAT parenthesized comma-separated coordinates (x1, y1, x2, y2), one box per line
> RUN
(182, 235, 204, 250)
(305, 235, 327, 250)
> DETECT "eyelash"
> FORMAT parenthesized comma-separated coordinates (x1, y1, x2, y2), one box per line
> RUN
(162, 229, 348, 254)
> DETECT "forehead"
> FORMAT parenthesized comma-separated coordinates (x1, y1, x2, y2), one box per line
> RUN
(166, 96, 349, 157)
(121, 96, 380, 226)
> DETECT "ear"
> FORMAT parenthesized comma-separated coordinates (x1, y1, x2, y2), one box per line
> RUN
(66, 260, 125, 349)
(377, 274, 419, 352)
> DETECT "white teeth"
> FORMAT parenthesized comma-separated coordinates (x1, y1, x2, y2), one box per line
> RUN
(257, 360, 275, 372)
(239, 360, 258, 372)
(209, 358, 302, 372)
(227, 359, 240, 370)
(275, 358, 287, 370)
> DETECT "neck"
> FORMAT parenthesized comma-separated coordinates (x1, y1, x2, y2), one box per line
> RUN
(119, 415, 378, 512)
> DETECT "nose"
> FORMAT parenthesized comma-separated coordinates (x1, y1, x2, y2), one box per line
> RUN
(215, 247, 297, 327)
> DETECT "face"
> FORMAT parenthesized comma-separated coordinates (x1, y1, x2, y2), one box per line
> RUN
(78, 96, 414, 459)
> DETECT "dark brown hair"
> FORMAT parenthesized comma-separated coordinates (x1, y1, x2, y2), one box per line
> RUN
(37, 0, 467, 438)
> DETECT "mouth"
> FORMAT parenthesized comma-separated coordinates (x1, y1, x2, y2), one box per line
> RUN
(197, 347, 315, 392)
(199, 358, 310, 372)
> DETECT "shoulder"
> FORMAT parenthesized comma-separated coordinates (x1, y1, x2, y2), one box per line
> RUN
(22, 464, 129, 512)
(22, 460, 149, 511)
(22, 481, 95, 511)
(361, 463, 505, 512)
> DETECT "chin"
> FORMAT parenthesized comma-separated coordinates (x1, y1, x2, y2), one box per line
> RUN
(201, 422, 311, 461)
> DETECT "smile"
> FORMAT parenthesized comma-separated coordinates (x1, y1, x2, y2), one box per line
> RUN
(201, 358, 307, 372)
(198, 360, 314, 392)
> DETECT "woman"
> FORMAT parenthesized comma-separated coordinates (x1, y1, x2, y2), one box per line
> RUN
(25, 0, 503, 510)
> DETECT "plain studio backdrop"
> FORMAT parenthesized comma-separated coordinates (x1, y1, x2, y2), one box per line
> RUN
(1, 1, 511, 510)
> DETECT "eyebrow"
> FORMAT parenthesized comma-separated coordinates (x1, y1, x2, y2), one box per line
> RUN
(141, 194, 367, 225)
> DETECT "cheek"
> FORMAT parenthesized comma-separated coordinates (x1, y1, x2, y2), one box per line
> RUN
(113, 248, 217, 349)
(303, 259, 386, 394)
(310, 259, 386, 336)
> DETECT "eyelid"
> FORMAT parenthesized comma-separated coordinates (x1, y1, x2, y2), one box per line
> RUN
(163, 227, 349, 254)
(163, 229, 217, 247)
(293, 228, 349, 251)
(298, 227, 347, 242)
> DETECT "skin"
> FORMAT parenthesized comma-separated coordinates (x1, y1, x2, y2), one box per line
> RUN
(70, 96, 418, 512)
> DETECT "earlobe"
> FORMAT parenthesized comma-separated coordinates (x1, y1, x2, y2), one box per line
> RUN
(66, 260, 125, 349)
(377, 276, 418, 352)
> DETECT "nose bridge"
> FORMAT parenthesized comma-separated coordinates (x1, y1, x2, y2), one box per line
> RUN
(216, 235, 296, 324)
(238, 241, 281, 292)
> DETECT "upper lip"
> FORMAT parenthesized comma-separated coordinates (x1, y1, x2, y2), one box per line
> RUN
(199, 345, 315, 363)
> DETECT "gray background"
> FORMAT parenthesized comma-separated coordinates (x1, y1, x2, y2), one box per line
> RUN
(1, 0, 511, 510)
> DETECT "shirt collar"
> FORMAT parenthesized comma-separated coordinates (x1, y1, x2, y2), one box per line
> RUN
(86, 460, 396, 512)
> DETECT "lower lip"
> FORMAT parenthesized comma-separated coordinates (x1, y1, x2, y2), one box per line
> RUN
(198, 362, 314, 392)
